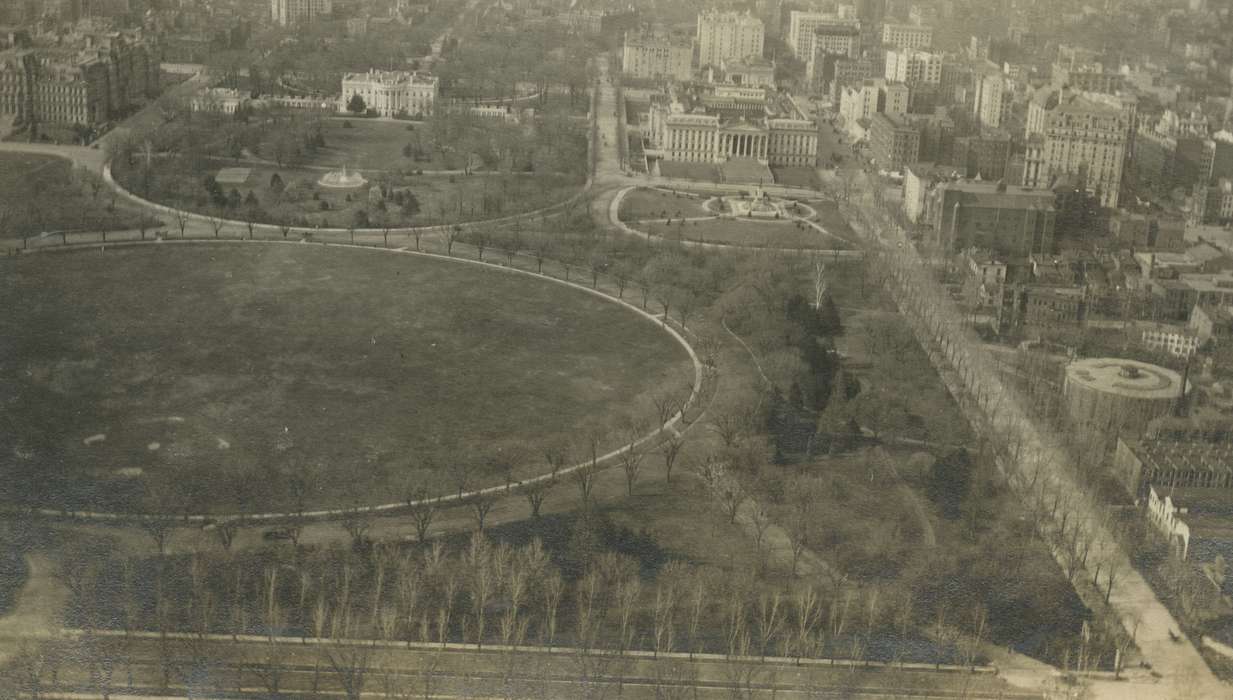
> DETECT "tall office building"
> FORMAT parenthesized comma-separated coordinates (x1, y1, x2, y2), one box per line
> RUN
(271, 0, 332, 26)
(884, 48, 941, 86)
(1023, 91, 1130, 208)
(622, 30, 693, 81)
(788, 11, 859, 59)
(696, 10, 764, 67)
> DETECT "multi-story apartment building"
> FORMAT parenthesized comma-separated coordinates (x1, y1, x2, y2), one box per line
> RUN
(622, 30, 693, 81)
(839, 78, 907, 124)
(1023, 90, 1131, 208)
(696, 10, 763, 68)
(788, 11, 859, 60)
(816, 53, 874, 101)
(1193, 178, 1233, 224)
(951, 131, 1009, 180)
(924, 180, 1058, 257)
(340, 69, 437, 117)
(870, 112, 920, 171)
(271, 0, 332, 26)
(884, 48, 941, 86)
(973, 65, 1013, 130)
(880, 22, 932, 49)
(805, 19, 862, 82)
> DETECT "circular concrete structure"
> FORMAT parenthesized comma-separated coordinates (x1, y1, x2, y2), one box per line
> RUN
(1062, 358, 1188, 436)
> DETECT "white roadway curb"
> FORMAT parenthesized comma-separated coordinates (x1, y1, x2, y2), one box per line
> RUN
(10, 238, 705, 526)
(101, 162, 593, 239)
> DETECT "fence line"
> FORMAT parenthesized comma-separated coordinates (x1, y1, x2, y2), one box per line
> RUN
(2, 237, 706, 527)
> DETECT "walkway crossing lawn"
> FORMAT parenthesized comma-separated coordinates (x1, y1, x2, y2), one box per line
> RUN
(0, 244, 692, 515)
(636, 217, 854, 250)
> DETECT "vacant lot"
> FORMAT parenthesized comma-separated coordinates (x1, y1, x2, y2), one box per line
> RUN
(0, 244, 692, 514)
(0, 153, 155, 238)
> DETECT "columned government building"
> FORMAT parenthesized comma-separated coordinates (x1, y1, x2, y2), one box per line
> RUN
(340, 69, 437, 118)
(644, 87, 818, 167)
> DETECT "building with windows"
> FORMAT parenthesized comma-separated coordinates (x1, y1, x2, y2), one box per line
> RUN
(643, 91, 817, 168)
(718, 57, 776, 88)
(924, 180, 1057, 257)
(1022, 91, 1130, 208)
(788, 11, 859, 60)
(696, 10, 763, 68)
(881, 22, 932, 49)
(816, 53, 874, 100)
(884, 48, 941, 86)
(973, 65, 1013, 130)
(0, 24, 158, 129)
(838, 78, 907, 124)
(870, 112, 919, 171)
(271, 0, 332, 26)
(340, 69, 437, 118)
(622, 30, 693, 81)
(951, 130, 1011, 181)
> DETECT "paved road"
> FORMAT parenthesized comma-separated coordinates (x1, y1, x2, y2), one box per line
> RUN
(14, 633, 1036, 700)
(842, 180, 1230, 700)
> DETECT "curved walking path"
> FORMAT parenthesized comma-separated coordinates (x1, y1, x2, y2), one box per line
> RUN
(5, 237, 705, 526)
(610, 186, 863, 256)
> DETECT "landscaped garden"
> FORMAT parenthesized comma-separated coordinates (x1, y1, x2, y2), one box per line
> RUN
(109, 107, 588, 229)
(0, 243, 693, 515)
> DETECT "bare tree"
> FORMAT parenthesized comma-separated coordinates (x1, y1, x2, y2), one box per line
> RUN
(207, 215, 226, 238)
(405, 486, 437, 543)
(469, 492, 496, 532)
(341, 507, 372, 550)
(324, 644, 371, 700)
(659, 433, 685, 484)
(464, 533, 495, 648)
(523, 478, 551, 519)
(540, 569, 564, 646)
(616, 441, 645, 498)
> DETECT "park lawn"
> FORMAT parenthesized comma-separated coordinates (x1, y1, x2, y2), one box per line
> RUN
(0, 152, 155, 238)
(313, 119, 446, 171)
(823, 305, 1098, 666)
(657, 161, 719, 181)
(637, 218, 852, 250)
(117, 156, 583, 228)
(617, 187, 709, 221)
(812, 200, 858, 240)
(0, 243, 692, 515)
(771, 166, 819, 189)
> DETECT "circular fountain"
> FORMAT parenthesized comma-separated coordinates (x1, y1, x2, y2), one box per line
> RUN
(317, 164, 367, 189)
(720, 187, 784, 219)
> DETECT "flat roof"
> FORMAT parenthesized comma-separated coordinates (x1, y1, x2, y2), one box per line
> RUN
(1065, 358, 1186, 399)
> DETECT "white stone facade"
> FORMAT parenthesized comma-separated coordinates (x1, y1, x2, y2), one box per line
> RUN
(340, 69, 437, 118)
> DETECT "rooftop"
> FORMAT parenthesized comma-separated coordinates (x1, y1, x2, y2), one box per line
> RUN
(1065, 358, 1187, 399)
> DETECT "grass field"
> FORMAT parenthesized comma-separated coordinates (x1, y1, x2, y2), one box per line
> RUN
(314, 120, 444, 171)
(116, 156, 581, 228)
(0, 244, 692, 514)
(637, 218, 853, 250)
(0, 153, 155, 238)
(617, 188, 708, 221)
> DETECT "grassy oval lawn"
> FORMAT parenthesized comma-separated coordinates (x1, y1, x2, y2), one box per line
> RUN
(0, 244, 692, 514)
